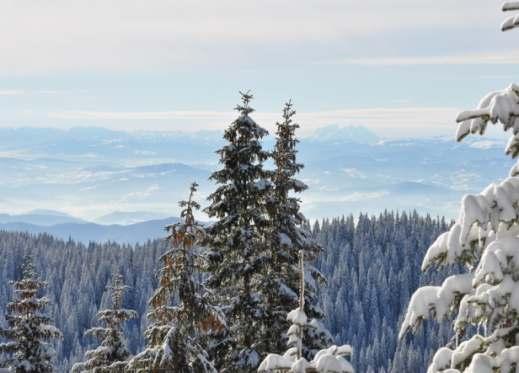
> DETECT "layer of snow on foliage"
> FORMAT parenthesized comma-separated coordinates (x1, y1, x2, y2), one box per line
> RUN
(456, 84, 519, 158)
(258, 354, 292, 371)
(258, 305, 353, 372)
(287, 307, 307, 326)
(314, 354, 353, 373)
(456, 84, 519, 139)
(258, 345, 354, 373)
(502, 2, 519, 31)
(400, 273, 472, 338)
(421, 176, 519, 270)
(427, 347, 453, 373)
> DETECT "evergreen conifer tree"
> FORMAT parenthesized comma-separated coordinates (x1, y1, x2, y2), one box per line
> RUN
(129, 183, 223, 372)
(0, 255, 62, 373)
(400, 4, 519, 371)
(263, 101, 332, 358)
(204, 92, 272, 371)
(71, 273, 136, 373)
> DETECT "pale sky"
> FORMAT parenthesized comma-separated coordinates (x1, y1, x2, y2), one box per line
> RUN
(1, 0, 518, 137)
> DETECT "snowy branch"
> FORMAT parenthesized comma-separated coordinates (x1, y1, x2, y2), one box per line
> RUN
(503, 1, 519, 30)
(456, 85, 519, 154)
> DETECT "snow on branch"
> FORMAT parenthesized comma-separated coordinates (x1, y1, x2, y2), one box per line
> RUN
(502, 2, 519, 31)
(258, 344, 354, 373)
(427, 335, 519, 372)
(456, 85, 519, 152)
(504, 1, 519, 11)
(422, 177, 519, 270)
(399, 274, 472, 339)
(403, 178, 519, 369)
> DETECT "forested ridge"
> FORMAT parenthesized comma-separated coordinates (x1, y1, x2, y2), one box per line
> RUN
(0, 211, 452, 372)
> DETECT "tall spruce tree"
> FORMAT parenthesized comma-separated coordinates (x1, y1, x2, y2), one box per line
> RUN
(399, 4, 519, 372)
(129, 183, 223, 372)
(263, 101, 332, 358)
(205, 92, 272, 372)
(71, 273, 136, 373)
(0, 255, 62, 373)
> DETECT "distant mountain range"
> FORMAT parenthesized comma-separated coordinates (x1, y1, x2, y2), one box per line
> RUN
(0, 216, 179, 244)
(0, 210, 86, 226)
(309, 125, 379, 144)
(0, 125, 514, 222)
(94, 211, 170, 225)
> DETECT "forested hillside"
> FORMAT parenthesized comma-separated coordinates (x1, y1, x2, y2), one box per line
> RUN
(315, 213, 456, 372)
(0, 211, 453, 372)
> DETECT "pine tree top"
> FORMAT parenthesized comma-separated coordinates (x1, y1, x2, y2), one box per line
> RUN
(21, 255, 37, 279)
(179, 182, 201, 220)
(107, 273, 130, 310)
(276, 100, 300, 134)
(235, 90, 255, 115)
(221, 91, 268, 145)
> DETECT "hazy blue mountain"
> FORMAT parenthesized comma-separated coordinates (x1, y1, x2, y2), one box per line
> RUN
(0, 127, 222, 165)
(0, 210, 86, 226)
(0, 217, 179, 244)
(94, 211, 170, 225)
(309, 124, 379, 144)
(0, 126, 513, 220)
(386, 181, 453, 195)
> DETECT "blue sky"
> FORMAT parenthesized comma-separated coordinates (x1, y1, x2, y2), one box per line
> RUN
(1, 0, 519, 138)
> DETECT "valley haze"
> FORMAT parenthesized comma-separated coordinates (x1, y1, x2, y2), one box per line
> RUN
(0, 125, 513, 243)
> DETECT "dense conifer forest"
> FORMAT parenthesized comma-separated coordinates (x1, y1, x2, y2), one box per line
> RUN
(0, 211, 452, 372)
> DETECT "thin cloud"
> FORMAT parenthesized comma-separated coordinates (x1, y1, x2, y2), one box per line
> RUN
(0, 90, 25, 96)
(0, 89, 84, 96)
(47, 106, 461, 138)
(303, 191, 389, 205)
(121, 185, 160, 202)
(48, 110, 235, 121)
(0, 0, 502, 73)
(321, 51, 519, 66)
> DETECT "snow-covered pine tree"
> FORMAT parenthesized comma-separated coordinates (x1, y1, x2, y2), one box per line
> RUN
(204, 92, 272, 372)
(71, 273, 136, 373)
(0, 255, 62, 373)
(258, 250, 354, 373)
(129, 182, 223, 372)
(399, 4, 519, 372)
(263, 101, 332, 358)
